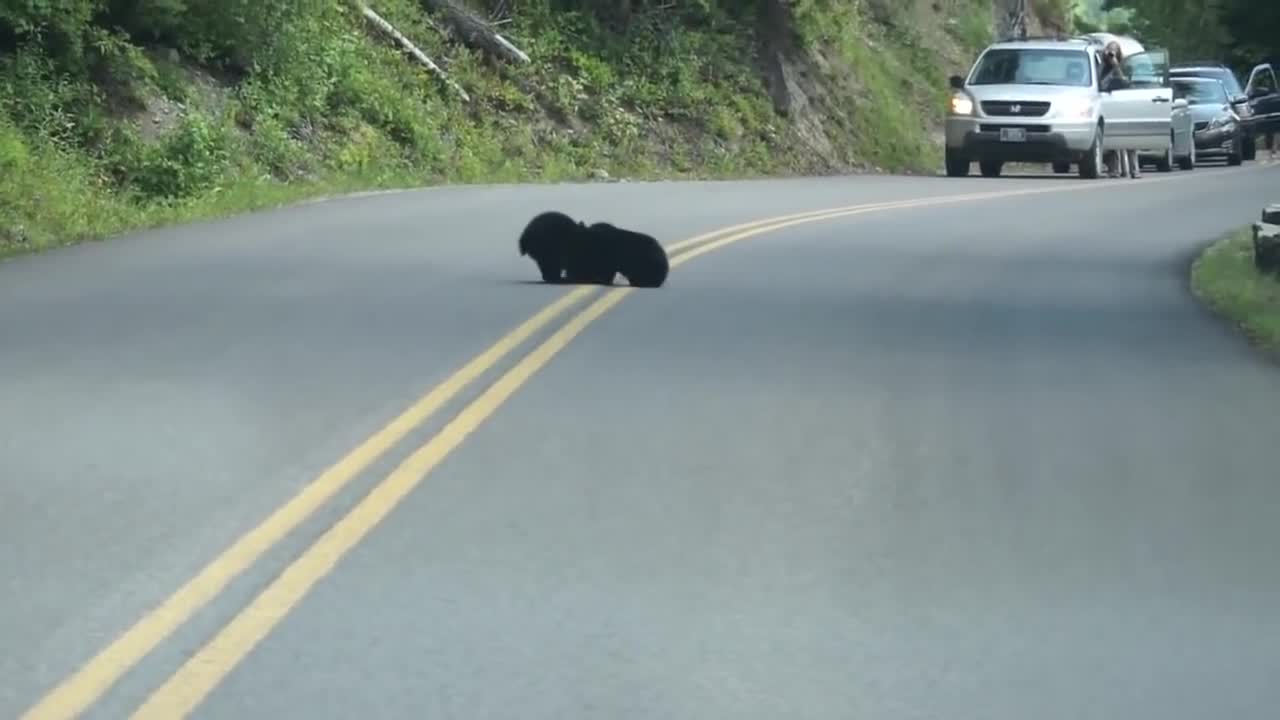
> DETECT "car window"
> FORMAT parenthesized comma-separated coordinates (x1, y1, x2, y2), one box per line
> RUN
(969, 48, 1093, 87)
(1171, 68, 1244, 96)
(1252, 66, 1277, 94)
(1121, 50, 1167, 89)
(1172, 79, 1227, 105)
(1213, 69, 1244, 95)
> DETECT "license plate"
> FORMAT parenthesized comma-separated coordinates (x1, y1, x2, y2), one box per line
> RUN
(1000, 127, 1027, 142)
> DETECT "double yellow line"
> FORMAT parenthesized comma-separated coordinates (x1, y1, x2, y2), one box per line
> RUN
(20, 165, 1263, 720)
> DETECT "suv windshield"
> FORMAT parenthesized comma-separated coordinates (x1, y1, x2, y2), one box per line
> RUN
(1173, 79, 1228, 105)
(969, 48, 1092, 87)
(1171, 67, 1243, 96)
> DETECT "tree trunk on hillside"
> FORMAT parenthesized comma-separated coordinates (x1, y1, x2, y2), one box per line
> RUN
(994, 0, 1029, 40)
(758, 0, 801, 115)
(356, 2, 471, 101)
(419, 0, 530, 64)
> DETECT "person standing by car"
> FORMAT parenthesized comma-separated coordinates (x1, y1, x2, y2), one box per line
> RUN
(1100, 41, 1142, 178)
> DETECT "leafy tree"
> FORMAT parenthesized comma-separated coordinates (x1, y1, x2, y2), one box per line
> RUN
(1218, 0, 1280, 66)
(1102, 0, 1277, 70)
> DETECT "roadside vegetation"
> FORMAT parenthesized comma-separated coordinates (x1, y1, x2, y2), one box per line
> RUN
(1072, 0, 1277, 70)
(0, 0, 1015, 259)
(1191, 228, 1280, 356)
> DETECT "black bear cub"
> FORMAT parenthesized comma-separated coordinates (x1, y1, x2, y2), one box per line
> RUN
(587, 221, 669, 288)
(518, 210, 668, 288)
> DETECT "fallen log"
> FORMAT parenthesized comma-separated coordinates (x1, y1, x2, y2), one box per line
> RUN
(419, 0, 530, 65)
(355, 1, 471, 101)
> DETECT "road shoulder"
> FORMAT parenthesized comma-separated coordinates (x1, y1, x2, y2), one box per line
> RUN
(1191, 226, 1280, 358)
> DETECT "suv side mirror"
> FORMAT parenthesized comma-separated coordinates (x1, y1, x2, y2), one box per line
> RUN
(1231, 94, 1248, 105)
(948, 74, 965, 90)
(1172, 98, 1188, 109)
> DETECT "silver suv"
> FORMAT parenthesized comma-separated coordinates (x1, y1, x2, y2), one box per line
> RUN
(945, 36, 1175, 179)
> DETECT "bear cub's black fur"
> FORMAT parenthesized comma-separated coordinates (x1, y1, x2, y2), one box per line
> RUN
(518, 210, 669, 288)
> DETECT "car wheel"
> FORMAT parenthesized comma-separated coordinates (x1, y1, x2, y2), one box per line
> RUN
(1052, 161, 1071, 174)
(1078, 126, 1103, 179)
(979, 159, 1003, 177)
(1243, 136, 1257, 161)
(1155, 143, 1173, 172)
(1228, 138, 1244, 166)
(1178, 142, 1196, 170)
(945, 148, 970, 177)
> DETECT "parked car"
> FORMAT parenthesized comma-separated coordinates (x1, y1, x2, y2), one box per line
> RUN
(944, 35, 1177, 179)
(1137, 68, 1194, 172)
(945, 37, 1104, 179)
(1170, 62, 1260, 159)
(1171, 76, 1245, 165)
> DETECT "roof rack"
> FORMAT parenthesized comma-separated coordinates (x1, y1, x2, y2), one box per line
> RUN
(996, 33, 1083, 43)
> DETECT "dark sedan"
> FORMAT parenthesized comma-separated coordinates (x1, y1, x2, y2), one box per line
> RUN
(1170, 63, 1259, 160)
(1171, 76, 1244, 165)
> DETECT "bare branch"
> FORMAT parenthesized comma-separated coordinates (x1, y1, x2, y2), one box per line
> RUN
(420, 0, 531, 65)
(355, 1, 471, 101)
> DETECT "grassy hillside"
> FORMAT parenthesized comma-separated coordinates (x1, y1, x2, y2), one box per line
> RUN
(0, 0, 1003, 258)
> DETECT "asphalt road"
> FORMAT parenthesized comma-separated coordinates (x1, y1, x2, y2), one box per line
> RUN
(3, 161, 1280, 719)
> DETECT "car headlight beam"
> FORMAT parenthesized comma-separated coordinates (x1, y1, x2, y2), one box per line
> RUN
(1055, 97, 1094, 119)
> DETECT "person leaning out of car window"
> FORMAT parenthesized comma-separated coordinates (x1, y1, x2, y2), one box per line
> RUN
(1100, 41, 1142, 179)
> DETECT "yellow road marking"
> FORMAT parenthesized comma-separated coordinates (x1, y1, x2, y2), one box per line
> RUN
(119, 169, 1253, 718)
(24, 159, 1273, 720)
(15, 198, 926, 720)
(664, 158, 1275, 256)
(128, 285, 636, 720)
(671, 187, 1085, 267)
(18, 287, 596, 720)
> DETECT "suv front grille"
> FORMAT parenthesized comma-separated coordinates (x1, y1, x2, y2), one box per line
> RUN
(979, 123, 1050, 133)
(981, 100, 1051, 117)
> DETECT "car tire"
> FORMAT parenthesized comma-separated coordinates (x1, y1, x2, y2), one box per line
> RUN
(1078, 126, 1103, 179)
(945, 148, 970, 177)
(1052, 161, 1071, 174)
(1243, 136, 1257, 161)
(1228, 138, 1244, 166)
(1178, 142, 1196, 170)
(1155, 143, 1173, 172)
(979, 159, 1003, 177)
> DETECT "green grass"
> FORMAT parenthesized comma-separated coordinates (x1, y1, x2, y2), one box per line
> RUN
(1191, 227, 1280, 355)
(0, 0, 981, 260)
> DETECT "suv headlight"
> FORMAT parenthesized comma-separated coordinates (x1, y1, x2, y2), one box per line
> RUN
(950, 94, 974, 115)
(1055, 97, 1095, 119)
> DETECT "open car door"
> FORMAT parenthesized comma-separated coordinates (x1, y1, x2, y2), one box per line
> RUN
(1101, 48, 1173, 153)
(1245, 63, 1280, 134)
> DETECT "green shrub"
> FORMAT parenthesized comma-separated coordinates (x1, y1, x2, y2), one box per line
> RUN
(129, 112, 234, 199)
(1, 0, 979, 259)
